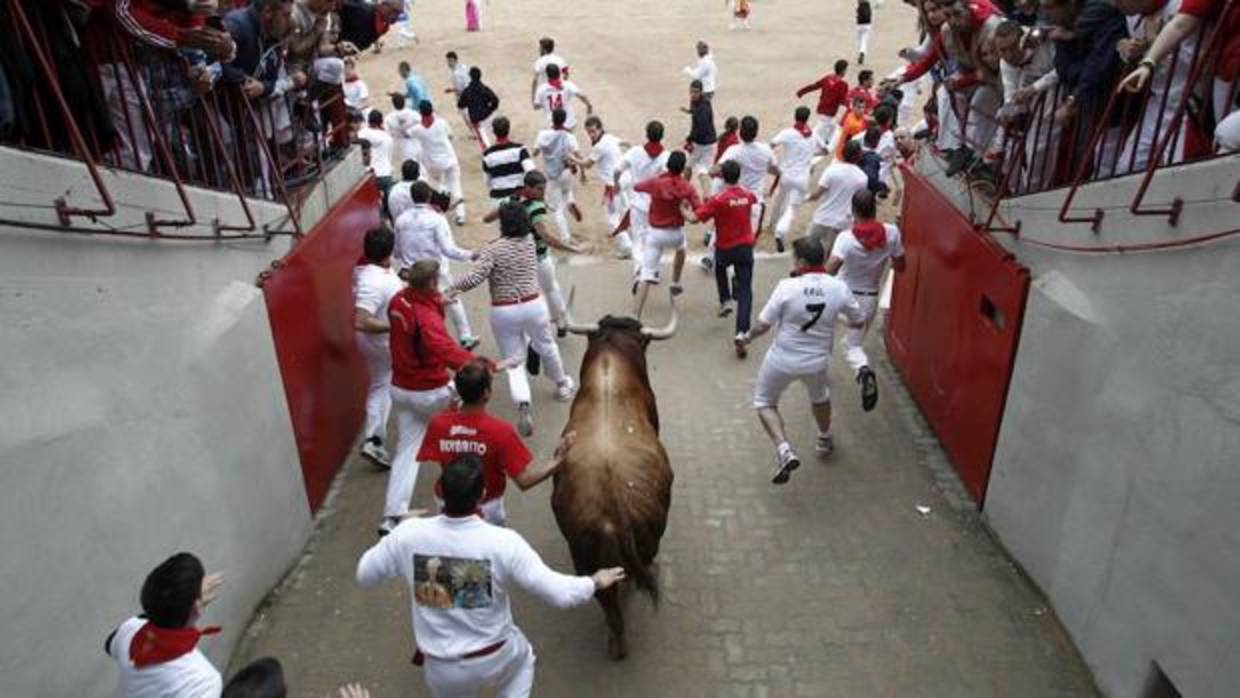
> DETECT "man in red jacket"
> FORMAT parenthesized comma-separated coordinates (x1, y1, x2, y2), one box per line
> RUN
(695, 160, 758, 358)
(796, 59, 850, 156)
(632, 151, 702, 318)
(382, 259, 487, 536)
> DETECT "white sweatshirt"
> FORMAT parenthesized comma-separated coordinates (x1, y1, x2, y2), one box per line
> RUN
(357, 514, 596, 659)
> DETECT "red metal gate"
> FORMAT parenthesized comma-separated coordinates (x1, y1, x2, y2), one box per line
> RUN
(885, 170, 1030, 506)
(263, 178, 380, 511)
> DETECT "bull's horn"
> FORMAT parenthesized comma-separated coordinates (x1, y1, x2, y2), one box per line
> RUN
(641, 290, 679, 340)
(564, 286, 599, 335)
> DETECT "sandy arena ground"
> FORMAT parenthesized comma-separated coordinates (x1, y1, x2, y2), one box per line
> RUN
(355, 0, 921, 252)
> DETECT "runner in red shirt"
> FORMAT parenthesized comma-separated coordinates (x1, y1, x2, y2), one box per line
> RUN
(418, 360, 568, 526)
(699, 115, 742, 272)
(796, 59, 851, 153)
(694, 160, 758, 358)
(631, 151, 702, 318)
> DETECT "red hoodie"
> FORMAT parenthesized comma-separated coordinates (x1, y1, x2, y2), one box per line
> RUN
(388, 287, 475, 391)
(796, 74, 850, 118)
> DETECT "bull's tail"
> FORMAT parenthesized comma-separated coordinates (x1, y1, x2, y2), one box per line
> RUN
(615, 524, 659, 607)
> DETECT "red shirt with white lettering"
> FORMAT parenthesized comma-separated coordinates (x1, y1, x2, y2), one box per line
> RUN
(419, 408, 532, 501)
(633, 172, 702, 229)
(695, 185, 758, 250)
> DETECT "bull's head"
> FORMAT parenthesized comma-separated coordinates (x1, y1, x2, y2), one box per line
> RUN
(563, 287, 679, 341)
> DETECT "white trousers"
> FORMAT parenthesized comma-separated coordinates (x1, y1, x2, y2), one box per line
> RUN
(537, 255, 568, 324)
(386, 384, 453, 517)
(629, 206, 651, 276)
(1119, 83, 1187, 174)
(899, 75, 928, 128)
(427, 162, 466, 220)
(813, 116, 839, 155)
(842, 293, 879, 374)
(602, 187, 632, 255)
(357, 333, 393, 442)
(771, 175, 809, 239)
(546, 170, 576, 243)
(686, 143, 717, 175)
(473, 114, 495, 149)
(440, 268, 474, 341)
(490, 298, 567, 406)
(98, 64, 152, 172)
(936, 84, 962, 152)
(639, 226, 686, 282)
(856, 25, 872, 56)
(753, 356, 831, 409)
(961, 85, 1001, 155)
(423, 629, 536, 698)
(394, 138, 422, 169)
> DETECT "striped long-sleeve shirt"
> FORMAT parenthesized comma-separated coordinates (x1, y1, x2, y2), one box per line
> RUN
(451, 235, 541, 305)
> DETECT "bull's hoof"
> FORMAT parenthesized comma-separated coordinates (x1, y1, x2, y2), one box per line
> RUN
(608, 635, 629, 661)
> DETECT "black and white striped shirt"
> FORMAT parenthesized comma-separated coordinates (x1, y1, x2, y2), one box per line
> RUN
(481, 141, 533, 199)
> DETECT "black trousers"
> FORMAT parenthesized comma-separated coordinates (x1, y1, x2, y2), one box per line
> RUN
(714, 245, 754, 335)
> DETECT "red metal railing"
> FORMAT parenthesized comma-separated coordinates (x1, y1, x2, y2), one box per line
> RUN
(0, 2, 357, 238)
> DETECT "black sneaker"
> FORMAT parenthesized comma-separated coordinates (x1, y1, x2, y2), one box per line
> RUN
(525, 345, 541, 376)
(775, 237, 786, 254)
(944, 148, 976, 178)
(859, 366, 879, 412)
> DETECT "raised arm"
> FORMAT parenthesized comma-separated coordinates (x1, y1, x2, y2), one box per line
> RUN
(356, 535, 403, 587)
(504, 534, 618, 609)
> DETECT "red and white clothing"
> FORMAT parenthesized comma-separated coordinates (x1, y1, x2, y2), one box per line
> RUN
(1120, 0, 1198, 170)
(356, 514, 596, 697)
(452, 235, 569, 407)
(695, 185, 758, 251)
(532, 52, 569, 91)
(753, 271, 864, 408)
(107, 617, 222, 698)
(344, 76, 370, 110)
(535, 128, 581, 242)
(533, 80, 583, 129)
(355, 263, 404, 445)
(358, 126, 395, 179)
(386, 107, 422, 168)
(617, 144, 670, 272)
(797, 73, 850, 151)
(718, 141, 776, 230)
(387, 288, 477, 518)
(419, 409, 532, 526)
(769, 125, 818, 238)
(410, 115, 466, 221)
(810, 161, 870, 234)
(633, 173, 702, 282)
(394, 203, 475, 342)
(831, 223, 903, 373)
(588, 132, 630, 242)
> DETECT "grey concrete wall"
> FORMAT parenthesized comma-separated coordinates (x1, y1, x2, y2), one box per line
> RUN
(0, 145, 368, 695)
(980, 156, 1240, 697)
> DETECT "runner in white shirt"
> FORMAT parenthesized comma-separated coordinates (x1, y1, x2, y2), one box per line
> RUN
(682, 41, 718, 99)
(614, 121, 671, 280)
(575, 115, 632, 258)
(384, 94, 422, 169)
(737, 236, 866, 484)
(531, 108, 583, 243)
(410, 101, 467, 225)
(357, 455, 625, 698)
(529, 37, 568, 106)
(355, 227, 405, 468)
(395, 182, 479, 349)
(444, 50, 472, 126)
(826, 190, 904, 412)
(768, 106, 818, 248)
(386, 160, 424, 222)
(804, 139, 870, 250)
(106, 553, 224, 698)
(712, 115, 780, 242)
(533, 64, 593, 131)
(358, 110, 395, 189)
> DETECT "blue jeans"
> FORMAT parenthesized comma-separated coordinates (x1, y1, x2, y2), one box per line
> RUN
(714, 245, 754, 335)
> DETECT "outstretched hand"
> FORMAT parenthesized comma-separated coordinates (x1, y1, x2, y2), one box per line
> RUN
(592, 567, 627, 590)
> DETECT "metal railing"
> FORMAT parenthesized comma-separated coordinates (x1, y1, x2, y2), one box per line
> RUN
(0, 1, 358, 237)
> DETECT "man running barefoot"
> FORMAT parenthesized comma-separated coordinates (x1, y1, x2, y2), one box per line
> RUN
(738, 237, 866, 484)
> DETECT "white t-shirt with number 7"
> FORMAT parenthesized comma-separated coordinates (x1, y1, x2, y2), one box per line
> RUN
(758, 271, 864, 374)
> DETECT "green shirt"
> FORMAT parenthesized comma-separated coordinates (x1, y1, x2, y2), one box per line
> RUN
(522, 197, 550, 258)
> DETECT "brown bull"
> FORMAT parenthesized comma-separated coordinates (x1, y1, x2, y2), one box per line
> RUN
(551, 296, 677, 660)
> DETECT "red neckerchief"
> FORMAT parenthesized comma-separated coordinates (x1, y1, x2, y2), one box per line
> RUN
(548, 77, 564, 90)
(800, 265, 828, 275)
(553, 123, 567, 131)
(345, 75, 361, 83)
(853, 220, 887, 250)
(793, 122, 811, 137)
(421, 113, 435, 128)
(373, 10, 389, 36)
(495, 136, 510, 146)
(356, 254, 368, 266)
(643, 141, 664, 159)
(445, 508, 483, 518)
(129, 623, 221, 668)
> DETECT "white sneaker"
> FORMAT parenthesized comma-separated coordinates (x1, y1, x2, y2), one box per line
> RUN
(517, 402, 534, 437)
(555, 377, 577, 401)
(361, 440, 391, 469)
(772, 445, 801, 484)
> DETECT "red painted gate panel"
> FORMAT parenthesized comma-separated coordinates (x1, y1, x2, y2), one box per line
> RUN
(885, 169, 1030, 505)
(263, 178, 380, 511)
